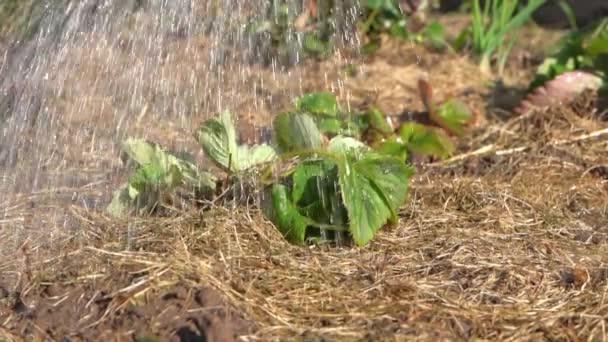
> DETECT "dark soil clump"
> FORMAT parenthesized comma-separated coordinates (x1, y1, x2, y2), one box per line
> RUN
(0, 249, 251, 341)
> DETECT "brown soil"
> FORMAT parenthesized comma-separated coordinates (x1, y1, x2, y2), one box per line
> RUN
(2, 7, 608, 342)
(1, 275, 249, 342)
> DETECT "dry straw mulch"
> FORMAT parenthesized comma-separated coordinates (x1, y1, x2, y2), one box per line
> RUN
(2, 89, 608, 341)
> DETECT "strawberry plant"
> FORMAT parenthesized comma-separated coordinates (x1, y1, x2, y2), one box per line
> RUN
(359, 0, 446, 54)
(515, 18, 607, 113)
(245, 0, 347, 65)
(108, 90, 475, 247)
(302, 82, 476, 160)
(258, 90, 472, 245)
(531, 18, 607, 90)
(260, 95, 410, 245)
(245, 0, 446, 65)
(108, 112, 276, 217)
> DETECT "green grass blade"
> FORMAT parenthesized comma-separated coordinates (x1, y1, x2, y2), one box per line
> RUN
(471, 0, 484, 53)
(488, 0, 546, 53)
(556, 0, 578, 30)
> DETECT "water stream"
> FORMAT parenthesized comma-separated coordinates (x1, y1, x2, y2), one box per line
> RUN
(0, 0, 361, 251)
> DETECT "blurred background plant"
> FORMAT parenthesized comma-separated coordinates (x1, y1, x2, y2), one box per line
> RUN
(0, 0, 37, 40)
(531, 18, 608, 89)
(359, 0, 446, 54)
(453, 0, 547, 75)
(0, 0, 79, 42)
(246, 0, 358, 66)
(246, 0, 446, 66)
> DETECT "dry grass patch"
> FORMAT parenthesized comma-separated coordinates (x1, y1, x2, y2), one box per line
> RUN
(2, 100, 607, 340)
(1, 13, 607, 341)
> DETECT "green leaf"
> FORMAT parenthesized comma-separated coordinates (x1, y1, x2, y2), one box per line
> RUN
(237, 144, 278, 169)
(389, 21, 408, 40)
(434, 98, 474, 136)
(367, 107, 394, 135)
(583, 22, 608, 56)
(120, 138, 216, 189)
(107, 178, 161, 217)
(273, 112, 324, 152)
(421, 20, 445, 49)
(355, 155, 414, 215)
(327, 135, 367, 154)
(303, 33, 332, 57)
(197, 110, 238, 170)
(291, 160, 346, 228)
(362, 0, 384, 10)
(245, 20, 273, 34)
(363, 0, 401, 17)
(318, 118, 342, 134)
(127, 183, 140, 199)
(337, 153, 413, 246)
(399, 122, 454, 159)
(263, 184, 310, 243)
(109, 138, 216, 217)
(292, 160, 332, 204)
(198, 111, 276, 172)
(345, 114, 371, 135)
(363, 0, 386, 10)
(536, 57, 560, 76)
(294, 92, 339, 117)
(375, 137, 408, 160)
(120, 138, 167, 167)
(452, 26, 471, 51)
(319, 115, 367, 137)
(129, 163, 183, 192)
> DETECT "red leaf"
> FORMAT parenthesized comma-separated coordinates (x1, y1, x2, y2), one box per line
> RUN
(516, 71, 603, 115)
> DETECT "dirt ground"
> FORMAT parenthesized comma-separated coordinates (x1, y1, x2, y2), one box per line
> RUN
(1, 7, 608, 342)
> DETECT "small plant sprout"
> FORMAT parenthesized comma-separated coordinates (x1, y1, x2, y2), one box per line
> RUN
(108, 90, 475, 247)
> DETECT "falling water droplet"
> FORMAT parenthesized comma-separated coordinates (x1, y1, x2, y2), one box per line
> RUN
(0, 0, 364, 250)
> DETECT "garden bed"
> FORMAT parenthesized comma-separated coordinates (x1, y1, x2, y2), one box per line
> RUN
(1, 5, 607, 342)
